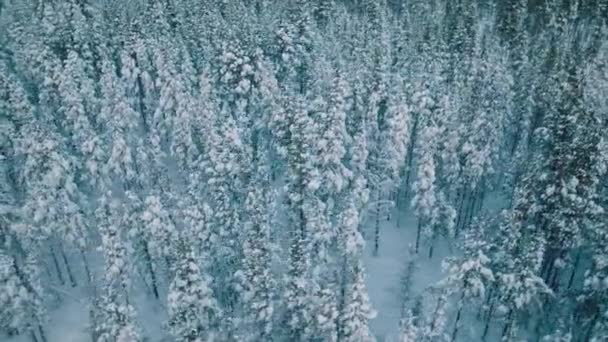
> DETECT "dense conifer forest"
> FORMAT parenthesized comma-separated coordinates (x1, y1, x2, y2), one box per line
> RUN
(1, 1, 607, 341)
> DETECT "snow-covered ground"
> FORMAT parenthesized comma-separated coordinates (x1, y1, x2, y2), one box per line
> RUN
(363, 192, 508, 341)
(7, 215, 432, 342)
(5, 193, 506, 342)
(363, 209, 447, 341)
(4, 219, 442, 342)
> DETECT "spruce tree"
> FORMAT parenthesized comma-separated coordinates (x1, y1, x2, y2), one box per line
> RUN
(167, 241, 221, 342)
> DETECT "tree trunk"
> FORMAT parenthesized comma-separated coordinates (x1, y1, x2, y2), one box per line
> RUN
(429, 295, 445, 333)
(80, 250, 92, 286)
(451, 304, 463, 342)
(49, 244, 65, 285)
(37, 325, 47, 342)
(473, 188, 481, 218)
(548, 267, 561, 293)
(396, 205, 402, 229)
(481, 299, 496, 341)
(373, 191, 381, 257)
(136, 71, 148, 133)
(501, 310, 513, 339)
(89, 314, 99, 342)
(415, 221, 422, 254)
(395, 184, 402, 212)
(387, 190, 393, 222)
(455, 190, 467, 236)
(337, 255, 348, 341)
(477, 181, 486, 213)
(42, 261, 53, 282)
(583, 311, 599, 342)
(464, 188, 478, 230)
(462, 193, 473, 230)
(142, 241, 160, 299)
(402, 115, 419, 203)
(30, 330, 39, 342)
(59, 241, 77, 287)
(541, 249, 557, 285)
(567, 251, 581, 290)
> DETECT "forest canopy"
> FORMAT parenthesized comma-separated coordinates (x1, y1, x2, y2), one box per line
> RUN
(1, 1, 607, 341)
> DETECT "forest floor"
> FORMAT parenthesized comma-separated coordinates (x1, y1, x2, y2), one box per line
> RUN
(6, 193, 507, 342)
(3, 215, 452, 342)
(363, 209, 447, 341)
(363, 192, 508, 341)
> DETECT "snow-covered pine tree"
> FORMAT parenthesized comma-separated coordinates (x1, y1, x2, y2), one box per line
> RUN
(237, 153, 275, 341)
(315, 68, 352, 200)
(302, 66, 344, 341)
(95, 194, 141, 342)
(16, 117, 84, 288)
(412, 123, 439, 255)
(119, 36, 155, 135)
(141, 194, 178, 273)
(492, 209, 553, 340)
(95, 289, 141, 342)
(368, 72, 411, 256)
(57, 49, 104, 188)
(203, 110, 247, 322)
(0, 252, 46, 342)
(340, 260, 376, 342)
(440, 224, 494, 341)
(382, 74, 411, 186)
(180, 200, 213, 263)
(275, 0, 315, 94)
(0, 2, 605, 341)
(18, 53, 94, 286)
(167, 239, 221, 342)
(282, 97, 318, 341)
(337, 195, 375, 342)
(576, 225, 608, 341)
(461, 25, 512, 232)
(170, 49, 201, 173)
(418, 289, 449, 342)
(99, 57, 146, 191)
(514, 55, 605, 293)
(399, 52, 443, 203)
(120, 191, 161, 301)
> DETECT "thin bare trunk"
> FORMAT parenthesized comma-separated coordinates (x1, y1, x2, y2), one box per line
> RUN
(481, 299, 496, 341)
(455, 190, 467, 236)
(373, 192, 381, 257)
(59, 242, 76, 287)
(451, 305, 463, 342)
(80, 250, 92, 286)
(429, 295, 445, 333)
(464, 189, 477, 230)
(501, 310, 513, 339)
(583, 312, 599, 342)
(143, 241, 160, 299)
(542, 250, 557, 285)
(415, 221, 422, 254)
(402, 117, 419, 202)
(477, 182, 486, 213)
(567, 251, 581, 290)
(548, 267, 561, 293)
(49, 245, 65, 285)
(37, 325, 47, 342)
(30, 330, 39, 342)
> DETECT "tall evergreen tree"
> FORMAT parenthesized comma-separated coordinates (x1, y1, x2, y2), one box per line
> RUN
(167, 241, 221, 342)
